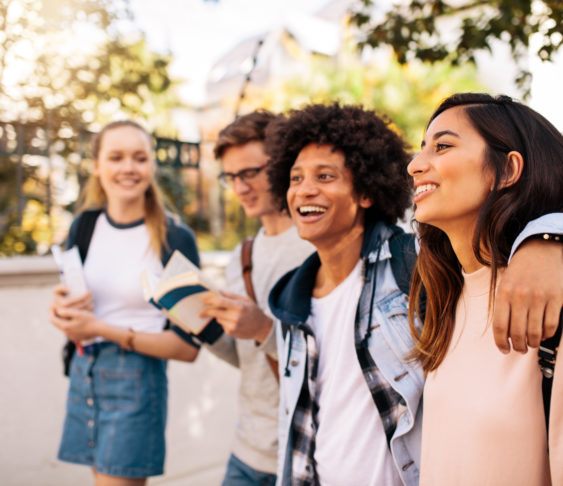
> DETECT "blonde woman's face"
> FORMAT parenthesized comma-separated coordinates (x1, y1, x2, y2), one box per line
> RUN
(94, 125, 154, 207)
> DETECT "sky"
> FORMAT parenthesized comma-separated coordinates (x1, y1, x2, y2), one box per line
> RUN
(130, 0, 333, 105)
(129, 0, 563, 129)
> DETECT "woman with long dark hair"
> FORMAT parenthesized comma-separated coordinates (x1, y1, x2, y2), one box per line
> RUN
(407, 93, 562, 485)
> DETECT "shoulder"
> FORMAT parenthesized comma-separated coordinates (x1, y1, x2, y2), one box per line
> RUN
(66, 208, 102, 248)
(164, 214, 200, 266)
(165, 214, 196, 241)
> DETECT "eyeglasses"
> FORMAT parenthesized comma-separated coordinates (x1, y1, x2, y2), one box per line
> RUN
(218, 164, 268, 188)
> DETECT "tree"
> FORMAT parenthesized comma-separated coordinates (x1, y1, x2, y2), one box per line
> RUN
(0, 0, 181, 255)
(245, 43, 483, 149)
(350, 0, 563, 98)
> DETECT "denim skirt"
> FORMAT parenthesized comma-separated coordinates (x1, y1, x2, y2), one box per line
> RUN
(58, 342, 167, 478)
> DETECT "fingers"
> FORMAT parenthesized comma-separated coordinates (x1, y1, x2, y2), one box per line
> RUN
(543, 303, 562, 340)
(526, 298, 546, 348)
(492, 298, 511, 354)
(48, 305, 71, 331)
(218, 290, 250, 302)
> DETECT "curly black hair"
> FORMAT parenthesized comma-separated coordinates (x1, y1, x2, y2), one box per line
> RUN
(265, 103, 412, 225)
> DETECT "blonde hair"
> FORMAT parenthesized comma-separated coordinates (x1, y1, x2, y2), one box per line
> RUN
(77, 120, 168, 257)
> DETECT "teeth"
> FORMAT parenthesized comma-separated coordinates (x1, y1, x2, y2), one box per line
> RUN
(298, 205, 326, 215)
(415, 184, 437, 196)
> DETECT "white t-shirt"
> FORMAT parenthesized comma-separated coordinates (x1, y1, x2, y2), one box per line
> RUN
(309, 259, 402, 486)
(84, 213, 166, 334)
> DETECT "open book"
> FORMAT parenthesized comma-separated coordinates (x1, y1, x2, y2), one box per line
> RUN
(142, 250, 219, 335)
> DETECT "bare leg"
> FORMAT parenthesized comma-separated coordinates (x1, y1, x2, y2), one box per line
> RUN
(95, 472, 146, 486)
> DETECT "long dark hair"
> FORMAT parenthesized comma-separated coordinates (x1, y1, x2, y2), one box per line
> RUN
(409, 93, 563, 372)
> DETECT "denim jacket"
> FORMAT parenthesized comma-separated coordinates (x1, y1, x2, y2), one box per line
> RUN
(269, 222, 424, 486)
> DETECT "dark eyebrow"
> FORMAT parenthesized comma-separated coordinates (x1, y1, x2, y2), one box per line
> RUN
(421, 129, 460, 148)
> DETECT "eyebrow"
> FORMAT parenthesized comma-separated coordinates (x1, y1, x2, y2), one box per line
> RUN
(290, 163, 338, 171)
(421, 129, 461, 148)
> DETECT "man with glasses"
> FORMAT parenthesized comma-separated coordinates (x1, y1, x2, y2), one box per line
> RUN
(197, 110, 314, 485)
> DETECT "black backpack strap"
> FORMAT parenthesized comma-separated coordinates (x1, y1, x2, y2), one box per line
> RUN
(539, 311, 563, 433)
(73, 209, 102, 261)
(388, 229, 426, 320)
(389, 230, 417, 297)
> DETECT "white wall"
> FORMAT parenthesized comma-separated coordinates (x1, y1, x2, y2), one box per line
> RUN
(0, 254, 239, 486)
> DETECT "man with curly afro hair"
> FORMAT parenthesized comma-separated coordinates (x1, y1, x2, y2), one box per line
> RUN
(266, 103, 421, 486)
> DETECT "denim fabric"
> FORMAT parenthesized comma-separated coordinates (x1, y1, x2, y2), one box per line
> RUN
(222, 454, 277, 486)
(58, 342, 167, 478)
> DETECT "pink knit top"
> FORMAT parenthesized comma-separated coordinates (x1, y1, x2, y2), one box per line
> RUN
(420, 266, 551, 486)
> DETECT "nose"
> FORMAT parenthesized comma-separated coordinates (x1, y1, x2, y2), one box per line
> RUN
(122, 157, 136, 172)
(407, 151, 428, 177)
(294, 174, 320, 198)
(232, 175, 251, 195)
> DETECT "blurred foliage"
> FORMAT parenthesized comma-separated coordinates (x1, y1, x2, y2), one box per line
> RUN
(248, 41, 483, 149)
(0, 0, 186, 255)
(350, 0, 563, 99)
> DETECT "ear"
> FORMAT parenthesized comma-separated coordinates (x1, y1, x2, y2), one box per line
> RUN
(92, 159, 100, 177)
(499, 151, 524, 190)
(359, 194, 372, 209)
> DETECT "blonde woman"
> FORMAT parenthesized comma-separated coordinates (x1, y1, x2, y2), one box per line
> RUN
(49, 121, 200, 486)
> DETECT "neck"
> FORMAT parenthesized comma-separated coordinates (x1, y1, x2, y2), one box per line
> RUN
(313, 224, 364, 298)
(106, 199, 146, 224)
(260, 211, 294, 236)
(446, 229, 483, 274)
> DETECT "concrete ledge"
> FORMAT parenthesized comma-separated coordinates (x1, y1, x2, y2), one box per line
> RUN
(0, 256, 59, 287)
(0, 251, 232, 289)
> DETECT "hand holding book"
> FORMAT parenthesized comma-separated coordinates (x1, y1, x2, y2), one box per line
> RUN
(141, 250, 222, 338)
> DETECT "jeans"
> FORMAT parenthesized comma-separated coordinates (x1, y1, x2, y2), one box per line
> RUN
(222, 454, 277, 486)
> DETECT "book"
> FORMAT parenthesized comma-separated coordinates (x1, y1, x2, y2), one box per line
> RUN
(51, 245, 88, 298)
(51, 245, 95, 350)
(141, 250, 220, 335)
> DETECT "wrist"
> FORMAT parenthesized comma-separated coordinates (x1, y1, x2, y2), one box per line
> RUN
(121, 328, 136, 352)
(254, 318, 273, 345)
(525, 233, 562, 244)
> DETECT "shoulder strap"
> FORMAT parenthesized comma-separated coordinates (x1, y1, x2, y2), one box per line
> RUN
(388, 228, 427, 321)
(241, 236, 257, 302)
(74, 209, 102, 262)
(240, 235, 279, 382)
(388, 230, 417, 296)
(539, 312, 563, 434)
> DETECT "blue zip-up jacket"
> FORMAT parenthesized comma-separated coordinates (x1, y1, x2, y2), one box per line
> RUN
(269, 222, 424, 486)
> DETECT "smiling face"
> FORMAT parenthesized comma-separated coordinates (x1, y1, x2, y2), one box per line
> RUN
(287, 143, 371, 249)
(220, 140, 278, 219)
(94, 125, 154, 209)
(407, 105, 494, 238)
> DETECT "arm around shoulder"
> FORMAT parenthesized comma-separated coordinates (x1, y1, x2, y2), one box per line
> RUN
(494, 213, 563, 353)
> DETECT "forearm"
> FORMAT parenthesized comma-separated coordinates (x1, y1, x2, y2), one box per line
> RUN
(92, 321, 199, 362)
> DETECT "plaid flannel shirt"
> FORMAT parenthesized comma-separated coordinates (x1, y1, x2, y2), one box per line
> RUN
(288, 258, 404, 485)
